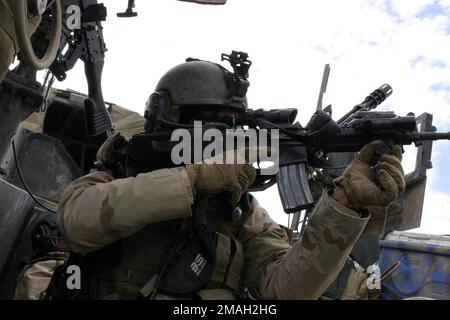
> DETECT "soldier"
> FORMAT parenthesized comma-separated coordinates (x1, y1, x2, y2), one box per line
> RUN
(50, 59, 405, 300)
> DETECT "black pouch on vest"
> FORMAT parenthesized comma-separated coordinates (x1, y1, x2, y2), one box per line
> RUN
(158, 225, 217, 295)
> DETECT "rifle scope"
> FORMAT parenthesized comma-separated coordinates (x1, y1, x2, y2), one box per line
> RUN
(243, 108, 298, 124)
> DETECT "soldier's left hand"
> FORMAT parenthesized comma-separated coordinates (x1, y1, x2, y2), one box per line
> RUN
(334, 141, 406, 210)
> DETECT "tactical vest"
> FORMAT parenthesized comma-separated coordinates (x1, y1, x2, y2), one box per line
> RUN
(48, 131, 253, 300)
(51, 195, 252, 300)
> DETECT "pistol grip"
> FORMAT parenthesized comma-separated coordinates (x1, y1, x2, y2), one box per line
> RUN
(84, 60, 113, 136)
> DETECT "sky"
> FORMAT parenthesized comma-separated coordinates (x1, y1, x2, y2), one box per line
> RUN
(47, 0, 450, 235)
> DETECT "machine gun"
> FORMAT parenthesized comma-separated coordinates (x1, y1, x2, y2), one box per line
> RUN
(126, 84, 450, 214)
(44, 0, 229, 136)
(49, 0, 113, 136)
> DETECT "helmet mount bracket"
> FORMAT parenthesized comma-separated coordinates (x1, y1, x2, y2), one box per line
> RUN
(221, 51, 252, 101)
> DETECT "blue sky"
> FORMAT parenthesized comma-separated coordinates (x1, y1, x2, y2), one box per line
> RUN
(404, 0, 450, 201)
(417, 1, 448, 19)
(47, 0, 450, 234)
(433, 145, 450, 191)
(385, 0, 449, 20)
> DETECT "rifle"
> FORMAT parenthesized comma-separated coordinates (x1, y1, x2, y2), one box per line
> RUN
(126, 84, 450, 214)
(240, 84, 450, 212)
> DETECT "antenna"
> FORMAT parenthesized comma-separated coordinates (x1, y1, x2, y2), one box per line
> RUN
(316, 64, 330, 111)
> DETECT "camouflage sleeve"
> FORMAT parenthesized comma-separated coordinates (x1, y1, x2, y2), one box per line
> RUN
(57, 167, 194, 253)
(242, 192, 369, 300)
(364, 201, 404, 236)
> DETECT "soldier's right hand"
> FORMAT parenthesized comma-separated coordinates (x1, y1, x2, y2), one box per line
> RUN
(185, 163, 256, 204)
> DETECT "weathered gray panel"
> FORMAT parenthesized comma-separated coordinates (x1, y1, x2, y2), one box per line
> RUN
(0, 179, 34, 274)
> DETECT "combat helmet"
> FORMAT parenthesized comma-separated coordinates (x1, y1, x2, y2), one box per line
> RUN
(144, 51, 251, 132)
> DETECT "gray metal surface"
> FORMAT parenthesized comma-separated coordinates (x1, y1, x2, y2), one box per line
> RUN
(0, 179, 35, 276)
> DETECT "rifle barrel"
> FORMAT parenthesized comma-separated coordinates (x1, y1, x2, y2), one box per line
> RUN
(410, 132, 450, 141)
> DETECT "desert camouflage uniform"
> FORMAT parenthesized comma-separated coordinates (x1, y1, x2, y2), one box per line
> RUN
(57, 162, 369, 300)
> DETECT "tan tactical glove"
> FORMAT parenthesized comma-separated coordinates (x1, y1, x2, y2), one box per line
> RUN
(185, 163, 256, 205)
(95, 132, 128, 169)
(334, 140, 405, 210)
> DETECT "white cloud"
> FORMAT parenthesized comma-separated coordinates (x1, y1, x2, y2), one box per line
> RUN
(413, 189, 450, 235)
(48, 0, 450, 234)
